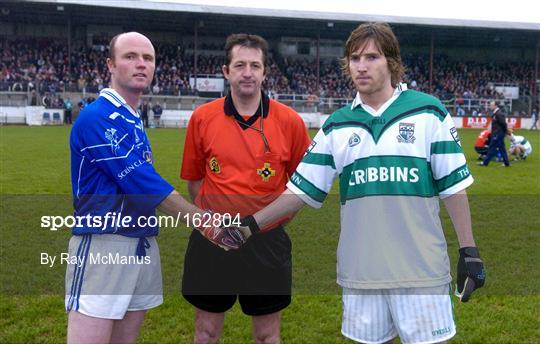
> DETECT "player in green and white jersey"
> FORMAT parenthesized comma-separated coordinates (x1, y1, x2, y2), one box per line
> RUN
(507, 130, 532, 160)
(232, 23, 486, 344)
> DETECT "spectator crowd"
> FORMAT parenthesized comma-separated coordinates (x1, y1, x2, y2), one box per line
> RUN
(1, 37, 535, 103)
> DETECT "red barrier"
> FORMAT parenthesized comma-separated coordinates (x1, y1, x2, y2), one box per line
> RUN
(461, 117, 521, 129)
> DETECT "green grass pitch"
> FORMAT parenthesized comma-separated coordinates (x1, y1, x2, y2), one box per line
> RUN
(0, 126, 539, 343)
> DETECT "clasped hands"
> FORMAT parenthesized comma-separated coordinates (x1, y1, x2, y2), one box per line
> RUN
(198, 213, 260, 251)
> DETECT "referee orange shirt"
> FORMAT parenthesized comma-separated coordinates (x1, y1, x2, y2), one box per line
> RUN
(181, 93, 310, 221)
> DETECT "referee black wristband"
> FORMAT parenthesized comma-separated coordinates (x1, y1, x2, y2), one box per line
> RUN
(240, 215, 261, 235)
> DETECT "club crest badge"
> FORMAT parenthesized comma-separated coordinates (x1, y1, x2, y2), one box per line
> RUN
(143, 148, 153, 164)
(105, 128, 120, 154)
(257, 163, 276, 182)
(348, 133, 361, 147)
(209, 157, 220, 173)
(397, 123, 416, 143)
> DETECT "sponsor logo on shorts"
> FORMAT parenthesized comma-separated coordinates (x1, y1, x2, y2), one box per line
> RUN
(432, 326, 452, 337)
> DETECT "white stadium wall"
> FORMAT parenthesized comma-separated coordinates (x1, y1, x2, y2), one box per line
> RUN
(0, 106, 64, 125)
(0, 106, 535, 129)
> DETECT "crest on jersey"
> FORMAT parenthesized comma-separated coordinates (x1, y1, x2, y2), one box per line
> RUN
(397, 123, 416, 143)
(450, 127, 461, 146)
(348, 133, 361, 147)
(209, 157, 220, 174)
(257, 162, 276, 182)
(143, 148, 153, 164)
(105, 128, 120, 154)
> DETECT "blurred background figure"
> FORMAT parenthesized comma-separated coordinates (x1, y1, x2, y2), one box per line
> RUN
(474, 129, 491, 160)
(507, 129, 532, 160)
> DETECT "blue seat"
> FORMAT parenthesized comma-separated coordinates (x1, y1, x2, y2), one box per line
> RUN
(42, 112, 51, 124)
(53, 112, 61, 124)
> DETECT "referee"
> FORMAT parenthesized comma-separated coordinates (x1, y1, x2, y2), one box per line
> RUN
(180, 34, 310, 343)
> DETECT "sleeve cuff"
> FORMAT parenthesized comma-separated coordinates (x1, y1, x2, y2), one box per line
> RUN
(286, 182, 323, 209)
(439, 175, 474, 199)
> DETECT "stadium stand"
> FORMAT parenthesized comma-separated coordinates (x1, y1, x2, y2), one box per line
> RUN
(1, 37, 533, 106)
(0, 41, 530, 97)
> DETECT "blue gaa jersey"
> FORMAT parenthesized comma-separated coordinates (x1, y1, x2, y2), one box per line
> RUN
(70, 88, 174, 237)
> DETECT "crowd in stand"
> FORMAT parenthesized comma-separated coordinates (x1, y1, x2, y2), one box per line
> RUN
(1, 38, 535, 104)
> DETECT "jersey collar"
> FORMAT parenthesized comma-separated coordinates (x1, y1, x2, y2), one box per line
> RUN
(350, 83, 408, 115)
(224, 91, 270, 130)
(99, 88, 140, 117)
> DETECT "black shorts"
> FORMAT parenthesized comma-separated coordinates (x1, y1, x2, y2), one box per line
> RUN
(182, 227, 292, 316)
(475, 146, 488, 155)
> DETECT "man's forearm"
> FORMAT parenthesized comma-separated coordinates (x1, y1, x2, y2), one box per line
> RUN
(253, 189, 306, 230)
(442, 190, 476, 248)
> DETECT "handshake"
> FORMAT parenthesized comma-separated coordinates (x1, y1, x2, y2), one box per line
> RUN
(198, 214, 261, 250)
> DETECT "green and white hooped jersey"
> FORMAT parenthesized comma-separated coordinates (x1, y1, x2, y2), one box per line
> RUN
(287, 85, 473, 289)
(510, 135, 532, 150)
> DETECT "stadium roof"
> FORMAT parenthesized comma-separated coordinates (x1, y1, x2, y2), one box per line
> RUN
(23, 0, 540, 31)
(4, 0, 538, 50)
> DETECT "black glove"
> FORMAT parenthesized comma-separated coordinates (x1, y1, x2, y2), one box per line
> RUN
(455, 247, 486, 302)
(237, 215, 261, 239)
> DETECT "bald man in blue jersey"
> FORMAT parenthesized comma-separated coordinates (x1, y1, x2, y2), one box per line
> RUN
(66, 32, 243, 344)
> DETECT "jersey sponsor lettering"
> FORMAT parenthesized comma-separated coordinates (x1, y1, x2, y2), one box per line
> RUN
(349, 166, 419, 186)
(291, 173, 302, 185)
(117, 159, 147, 180)
(456, 165, 470, 179)
(339, 156, 436, 200)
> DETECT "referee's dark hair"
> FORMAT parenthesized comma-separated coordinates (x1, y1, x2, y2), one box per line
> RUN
(341, 22, 405, 88)
(224, 33, 269, 69)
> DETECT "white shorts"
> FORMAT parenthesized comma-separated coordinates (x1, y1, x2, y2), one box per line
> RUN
(523, 144, 532, 156)
(511, 143, 532, 156)
(65, 234, 163, 320)
(342, 285, 455, 344)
